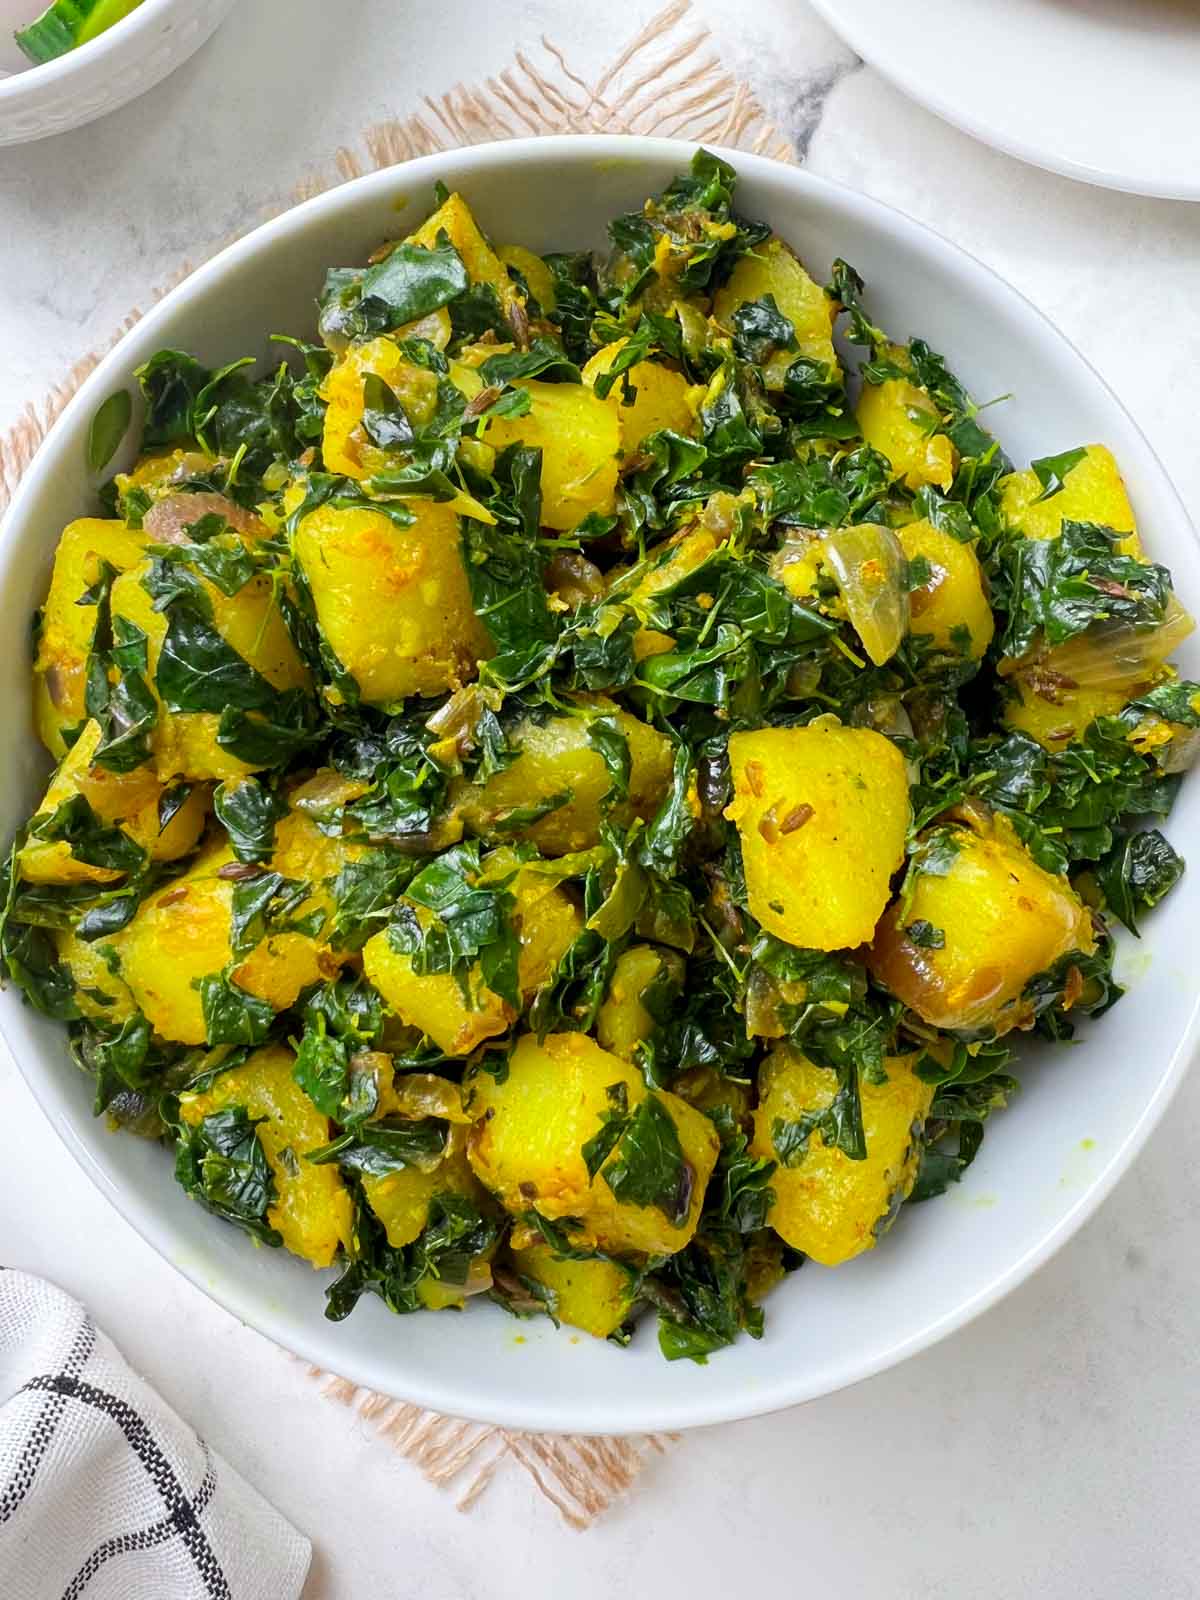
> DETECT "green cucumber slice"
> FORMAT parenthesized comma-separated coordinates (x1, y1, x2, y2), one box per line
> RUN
(16, 0, 143, 66)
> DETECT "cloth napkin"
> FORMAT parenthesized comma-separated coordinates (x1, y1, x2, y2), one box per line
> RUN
(0, 1271, 310, 1600)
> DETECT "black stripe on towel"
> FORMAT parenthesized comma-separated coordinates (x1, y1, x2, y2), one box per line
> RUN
(0, 1311, 95, 1527)
(20, 1373, 230, 1600)
(61, 1452, 218, 1600)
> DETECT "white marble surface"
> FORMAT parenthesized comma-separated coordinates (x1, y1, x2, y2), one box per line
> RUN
(2, 1, 1199, 1594)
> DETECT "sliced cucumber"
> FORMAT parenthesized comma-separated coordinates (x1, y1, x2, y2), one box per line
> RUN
(16, 0, 142, 66)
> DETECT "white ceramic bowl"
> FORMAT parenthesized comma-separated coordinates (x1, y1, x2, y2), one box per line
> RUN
(3, 136, 1198, 1433)
(0, 0, 237, 146)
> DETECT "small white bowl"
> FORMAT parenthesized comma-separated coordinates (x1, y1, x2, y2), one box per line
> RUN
(3, 136, 1199, 1433)
(0, 0, 237, 146)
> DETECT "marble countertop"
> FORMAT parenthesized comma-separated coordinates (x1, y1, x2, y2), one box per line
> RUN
(2, 2, 1198, 1594)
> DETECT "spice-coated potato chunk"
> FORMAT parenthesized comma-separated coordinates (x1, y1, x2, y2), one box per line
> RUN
(361, 867, 582, 1056)
(179, 1043, 352, 1267)
(725, 723, 910, 951)
(751, 1046, 933, 1266)
(54, 928, 136, 1024)
(467, 1032, 720, 1256)
(581, 339, 698, 455)
(109, 561, 310, 784)
(869, 817, 1096, 1034)
(458, 703, 674, 856)
(508, 1243, 638, 1340)
(897, 518, 994, 660)
(407, 192, 518, 311)
(1002, 681, 1132, 752)
(482, 380, 621, 532)
(596, 944, 684, 1061)
(116, 809, 365, 1045)
(712, 237, 839, 390)
(998, 444, 1141, 556)
(19, 720, 208, 886)
(857, 377, 956, 493)
(33, 518, 146, 759)
(293, 500, 492, 707)
(362, 1126, 484, 1249)
(321, 335, 442, 479)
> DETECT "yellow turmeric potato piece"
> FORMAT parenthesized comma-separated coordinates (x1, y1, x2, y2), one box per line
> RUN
(596, 944, 683, 1061)
(293, 500, 492, 707)
(19, 720, 208, 887)
(1003, 680, 1133, 752)
(467, 1032, 720, 1256)
(179, 1043, 352, 1267)
(712, 237, 839, 390)
(33, 518, 146, 759)
(116, 813, 361, 1045)
(458, 703, 674, 856)
(857, 377, 956, 492)
(361, 868, 582, 1056)
(869, 818, 1096, 1035)
(581, 339, 698, 456)
(109, 561, 310, 784)
(897, 518, 994, 660)
(320, 336, 441, 479)
(752, 1047, 933, 1266)
(407, 192, 518, 311)
(483, 380, 621, 532)
(54, 928, 136, 1024)
(998, 444, 1141, 557)
(725, 723, 910, 951)
(361, 1126, 483, 1249)
(508, 1242, 637, 1340)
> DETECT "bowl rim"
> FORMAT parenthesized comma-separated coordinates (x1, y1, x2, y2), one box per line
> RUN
(0, 0, 193, 100)
(3, 133, 1198, 1432)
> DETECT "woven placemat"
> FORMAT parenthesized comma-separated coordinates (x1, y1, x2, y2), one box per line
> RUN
(1, 0, 799, 1528)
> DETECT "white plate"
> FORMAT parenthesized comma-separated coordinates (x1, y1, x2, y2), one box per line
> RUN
(809, 0, 1200, 200)
(3, 136, 1199, 1434)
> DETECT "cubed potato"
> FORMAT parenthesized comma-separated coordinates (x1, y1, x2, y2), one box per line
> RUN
(178, 1043, 352, 1267)
(581, 339, 698, 455)
(292, 499, 492, 707)
(19, 720, 208, 887)
(482, 380, 621, 532)
(361, 1126, 483, 1249)
(457, 701, 674, 856)
(857, 377, 956, 492)
(363, 914, 510, 1057)
(320, 336, 441, 479)
(508, 1242, 637, 1339)
(596, 944, 683, 1061)
(725, 722, 910, 951)
(751, 1046, 933, 1266)
(109, 561, 310, 784)
(33, 517, 146, 759)
(54, 927, 136, 1024)
(467, 1032, 720, 1256)
(868, 816, 1096, 1034)
(361, 866, 582, 1055)
(1002, 680, 1132, 752)
(897, 518, 994, 660)
(407, 192, 518, 311)
(116, 811, 362, 1045)
(998, 444, 1140, 556)
(712, 237, 839, 390)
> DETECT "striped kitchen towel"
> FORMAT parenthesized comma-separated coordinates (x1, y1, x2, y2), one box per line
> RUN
(0, 1271, 310, 1600)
